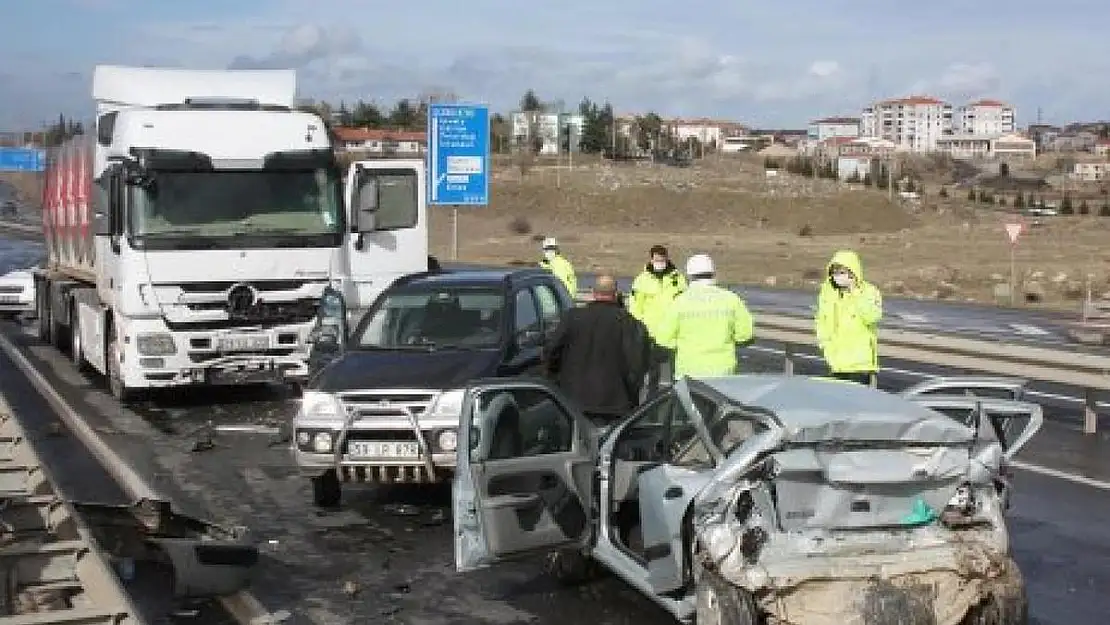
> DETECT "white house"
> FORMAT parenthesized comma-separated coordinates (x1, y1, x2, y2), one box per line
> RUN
(808, 117, 861, 142)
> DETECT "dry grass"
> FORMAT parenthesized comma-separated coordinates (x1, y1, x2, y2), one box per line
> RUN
(429, 155, 1110, 311)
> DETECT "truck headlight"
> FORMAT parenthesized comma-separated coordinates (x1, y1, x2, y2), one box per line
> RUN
(427, 389, 465, 417)
(437, 429, 458, 452)
(136, 333, 176, 356)
(312, 431, 334, 453)
(301, 391, 343, 419)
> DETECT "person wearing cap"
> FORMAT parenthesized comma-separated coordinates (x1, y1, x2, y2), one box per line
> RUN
(544, 274, 651, 426)
(629, 245, 687, 392)
(815, 250, 883, 385)
(656, 254, 754, 378)
(539, 236, 577, 296)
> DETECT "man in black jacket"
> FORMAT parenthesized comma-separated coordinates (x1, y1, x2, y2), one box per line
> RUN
(544, 274, 651, 427)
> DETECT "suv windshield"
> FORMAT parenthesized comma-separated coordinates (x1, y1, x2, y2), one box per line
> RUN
(129, 169, 342, 245)
(355, 286, 505, 350)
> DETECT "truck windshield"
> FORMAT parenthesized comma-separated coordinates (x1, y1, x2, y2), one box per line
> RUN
(354, 286, 505, 350)
(128, 168, 342, 247)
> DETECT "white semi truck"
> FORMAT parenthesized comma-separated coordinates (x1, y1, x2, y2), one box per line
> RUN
(35, 65, 428, 402)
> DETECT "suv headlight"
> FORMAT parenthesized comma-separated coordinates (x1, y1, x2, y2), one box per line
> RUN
(300, 391, 343, 419)
(427, 389, 465, 417)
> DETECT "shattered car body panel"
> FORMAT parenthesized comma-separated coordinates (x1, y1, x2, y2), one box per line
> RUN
(452, 374, 1040, 625)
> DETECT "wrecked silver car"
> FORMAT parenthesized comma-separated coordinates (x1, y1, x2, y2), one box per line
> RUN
(452, 374, 1041, 625)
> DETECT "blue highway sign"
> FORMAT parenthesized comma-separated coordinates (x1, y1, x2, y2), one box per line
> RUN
(0, 148, 45, 172)
(427, 104, 490, 206)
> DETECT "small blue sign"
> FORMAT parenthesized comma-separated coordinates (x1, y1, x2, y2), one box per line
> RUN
(0, 148, 45, 172)
(427, 104, 490, 206)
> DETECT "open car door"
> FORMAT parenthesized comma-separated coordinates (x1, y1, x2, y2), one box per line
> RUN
(454, 378, 597, 573)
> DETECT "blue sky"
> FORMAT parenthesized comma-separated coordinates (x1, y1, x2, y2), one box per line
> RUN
(1, 0, 1107, 130)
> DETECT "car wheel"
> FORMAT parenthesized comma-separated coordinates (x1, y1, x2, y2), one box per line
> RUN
(695, 568, 758, 625)
(544, 548, 598, 586)
(312, 469, 342, 508)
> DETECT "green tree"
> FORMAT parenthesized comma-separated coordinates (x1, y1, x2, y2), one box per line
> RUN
(519, 89, 544, 112)
(334, 101, 353, 126)
(388, 99, 418, 129)
(578, 98, 614, 154)
(634, 112, 663, 153)
(490, 113, 510, 153)
(351, 100, 384, 127)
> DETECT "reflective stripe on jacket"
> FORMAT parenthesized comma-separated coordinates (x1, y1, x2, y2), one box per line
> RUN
(629, 266, 687, 342)
(656, 282, 754, 377)
(815, 249, 883, 373)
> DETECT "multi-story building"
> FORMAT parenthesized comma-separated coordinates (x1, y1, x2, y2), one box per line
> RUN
(955, 100, 1016, 135)
(808, 117, 861, 142)
(332, 127, 425, 155)
(861, 96, 953, 152)
(511, 111, 585, 155)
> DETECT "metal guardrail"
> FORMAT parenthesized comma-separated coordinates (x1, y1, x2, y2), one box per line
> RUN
(0, 391, 143, 625)
(575, 291, 1105, 434)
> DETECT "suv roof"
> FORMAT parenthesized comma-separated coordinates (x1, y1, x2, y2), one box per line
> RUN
(391, 267, 551, 291)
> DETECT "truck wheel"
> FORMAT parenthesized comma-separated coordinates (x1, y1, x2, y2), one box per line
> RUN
(70, 305, 85, 370)
(37, 288, 51, 342)
(107, 335, 138, 403)
(311, 469, 341, 508)
(695, 568, 758, 625)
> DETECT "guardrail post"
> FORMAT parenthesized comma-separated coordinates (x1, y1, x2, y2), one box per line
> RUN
(1084, 387, 1099, 434)
(783, 343, 794, 376)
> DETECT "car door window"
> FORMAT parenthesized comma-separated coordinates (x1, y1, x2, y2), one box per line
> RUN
(667, 394, 714, 468)
(514, 289, 541, 338)
(470, 387, 575, 462)
(532, 284, 563, 330)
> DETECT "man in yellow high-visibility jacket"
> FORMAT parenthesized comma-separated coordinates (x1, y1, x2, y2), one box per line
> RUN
(656, 254, 754, 378)
(539, 236, 577, 296)
(815, 249, 883, 386)
(629, 244, 687, 392)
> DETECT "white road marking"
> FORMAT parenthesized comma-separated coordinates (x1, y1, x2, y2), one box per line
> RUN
(1010, 460, 1110, 491)
(746, 344, 1110, 408)
(1009, 323, 1051, 336)
(895, 313, 930, 324)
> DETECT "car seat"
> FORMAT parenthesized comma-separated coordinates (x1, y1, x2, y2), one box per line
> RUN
(483, 392, 524, 460)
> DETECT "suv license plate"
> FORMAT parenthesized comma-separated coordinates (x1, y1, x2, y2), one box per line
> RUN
(217, 335, 270, 352)
(348, 441, 420, 459)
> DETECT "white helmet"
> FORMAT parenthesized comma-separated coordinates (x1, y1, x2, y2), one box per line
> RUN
(685, 253, 715, 277)
(541, 236, 559, 250)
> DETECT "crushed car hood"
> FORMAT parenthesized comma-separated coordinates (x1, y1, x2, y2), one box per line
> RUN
(308, 348, 502, 392)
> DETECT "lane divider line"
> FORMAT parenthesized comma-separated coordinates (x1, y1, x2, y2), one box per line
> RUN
(1010, 460, 1110, 491)
(0, 330, 273, 625)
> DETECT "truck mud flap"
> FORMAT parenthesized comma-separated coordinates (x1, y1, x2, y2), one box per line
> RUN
(76, 498, 259, 598)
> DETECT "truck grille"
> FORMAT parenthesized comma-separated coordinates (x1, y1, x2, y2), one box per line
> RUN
(0, 285, 23, 293)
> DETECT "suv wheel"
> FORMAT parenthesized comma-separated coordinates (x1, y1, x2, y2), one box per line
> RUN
(312, 468, 342, 508)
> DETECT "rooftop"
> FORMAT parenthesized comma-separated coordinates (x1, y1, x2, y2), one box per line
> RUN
(876, 95, 948, 106)
(813, 116, 861, 125)
(966, 99, 1009, 108)
(332, 127, 425, 143)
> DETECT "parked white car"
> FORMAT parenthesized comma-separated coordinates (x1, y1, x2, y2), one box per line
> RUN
(452, 374, 1041, 625)
(0, 267, 35, 319)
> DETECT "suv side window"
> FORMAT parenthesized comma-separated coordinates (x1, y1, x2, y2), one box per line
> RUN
(513, 288, 541, 336)
(532, 283, 563, 329)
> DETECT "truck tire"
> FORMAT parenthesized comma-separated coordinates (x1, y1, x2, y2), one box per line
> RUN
(36, 284, 51, 343)
(107, 334, 138, 403)
(311, 469, 342, 508)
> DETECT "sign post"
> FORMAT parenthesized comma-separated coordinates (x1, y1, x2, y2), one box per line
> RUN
(427, 104, 491, 261)
(1005, 222, 1023, 306)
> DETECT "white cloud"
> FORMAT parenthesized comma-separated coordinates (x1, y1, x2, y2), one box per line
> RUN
(905, 61, 1002, 101)
(808, 60, 841, 78)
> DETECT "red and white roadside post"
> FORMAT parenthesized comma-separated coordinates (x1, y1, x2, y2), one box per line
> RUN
(1005, 221, 1023, 306)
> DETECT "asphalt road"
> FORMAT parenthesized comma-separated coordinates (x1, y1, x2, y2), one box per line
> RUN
(0, 228, 1100, 352)
(0, 318, 1108, 625)
(2, 234, 1109, 624)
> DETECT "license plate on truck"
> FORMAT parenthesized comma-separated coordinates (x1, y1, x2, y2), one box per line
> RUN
(347, 441, 420, 459)
(217, 335, 269, 352)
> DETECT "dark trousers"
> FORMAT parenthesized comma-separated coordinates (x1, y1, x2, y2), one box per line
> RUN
(832, 371, 876, 386)
(642, 345, 674, 401)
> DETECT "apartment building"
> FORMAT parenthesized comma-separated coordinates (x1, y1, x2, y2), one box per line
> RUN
(511, 111, 585, 155)
(861, 96, 953, 152)
(955, 99, 1016, 135)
